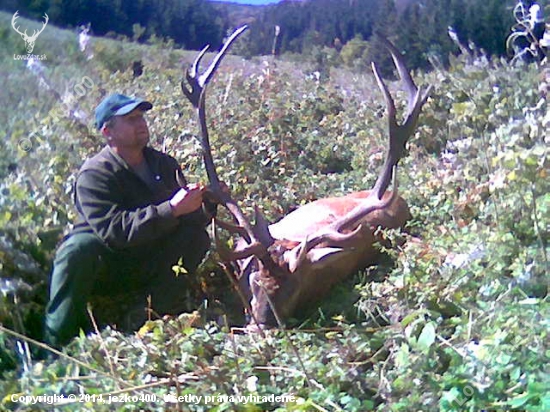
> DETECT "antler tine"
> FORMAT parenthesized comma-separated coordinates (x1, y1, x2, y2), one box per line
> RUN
(253, 205, 275, 245)
(191, 44, 210, 82)
(290, 224, 364, 272)
(11, 11, 25, 36)
(34, 13, 48, 37)
(377, 36, 418, 112)
(371, 61, 397, 124)
(182, 26, 247, 108)
(335, 167, 398, 233)
(211, 220, 265, 261)
(214, 218, 248, 236)
(290, 170, 399, 270)
(377, 35, 432, 128)
(191, 45, 210, 81)
(199, 25, 248, 87)
(182, 45, 210, 108)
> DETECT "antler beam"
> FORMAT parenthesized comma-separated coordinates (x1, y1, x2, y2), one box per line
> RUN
(181, 26, 275, 257)
(11, 11, 48, 39)
(181, 25, 248, 192)
(370, 36, 432, 201)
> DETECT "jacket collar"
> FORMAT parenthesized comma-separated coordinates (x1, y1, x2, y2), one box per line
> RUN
(104, 145, 161, 176)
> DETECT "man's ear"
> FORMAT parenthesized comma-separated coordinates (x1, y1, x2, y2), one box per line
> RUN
(101, 124, 111, 138)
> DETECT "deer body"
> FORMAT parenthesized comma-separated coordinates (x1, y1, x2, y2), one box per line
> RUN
(268, 190, 410, 242)
(180, 27, 430, 328)
(236, 190, 411, 324)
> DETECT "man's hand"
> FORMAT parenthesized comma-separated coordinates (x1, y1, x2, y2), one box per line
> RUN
(169, 183, 204, 217)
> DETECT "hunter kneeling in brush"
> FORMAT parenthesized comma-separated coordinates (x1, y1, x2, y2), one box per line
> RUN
(45, 94, 222, 347)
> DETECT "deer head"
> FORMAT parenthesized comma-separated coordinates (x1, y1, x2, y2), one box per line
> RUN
(181, 28, 431, 328)
(12, 11, 49, 54)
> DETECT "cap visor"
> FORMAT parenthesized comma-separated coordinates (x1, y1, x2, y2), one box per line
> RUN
(114, 100, 153, 116)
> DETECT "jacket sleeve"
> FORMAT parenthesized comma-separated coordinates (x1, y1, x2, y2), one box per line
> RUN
(75, 168, 180, 249)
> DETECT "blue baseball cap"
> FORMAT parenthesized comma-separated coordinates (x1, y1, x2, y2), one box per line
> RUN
(95, 93, 153, 130)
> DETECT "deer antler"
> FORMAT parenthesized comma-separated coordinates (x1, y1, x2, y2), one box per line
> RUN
(11, 11, 28, 37)
(33, 13, 48, 40)
(11, 11, 48, 40)
(370, 35, 432, 201)
(181, 26, 275, 261)
(288, 37, 431, 267)
(181, 25, 248, 191)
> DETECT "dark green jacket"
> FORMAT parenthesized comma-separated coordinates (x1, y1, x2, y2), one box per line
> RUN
(70, 145, 212, 249)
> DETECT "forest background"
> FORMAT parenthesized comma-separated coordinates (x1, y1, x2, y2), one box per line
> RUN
(0, 0, 540, 71)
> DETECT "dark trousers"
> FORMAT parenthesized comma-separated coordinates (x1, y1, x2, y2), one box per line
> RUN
(44, 223, 210, 347)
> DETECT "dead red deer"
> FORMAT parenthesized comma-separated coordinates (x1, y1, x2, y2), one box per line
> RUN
(181, 26, 431, 327)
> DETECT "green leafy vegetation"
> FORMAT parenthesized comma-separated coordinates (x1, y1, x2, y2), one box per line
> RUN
(1, 11, 548, 412)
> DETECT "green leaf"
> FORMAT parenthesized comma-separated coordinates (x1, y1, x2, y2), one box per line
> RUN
(417, 322, 436, 352)
(507, 392, 533, 408)
(395, 343, 410, 368)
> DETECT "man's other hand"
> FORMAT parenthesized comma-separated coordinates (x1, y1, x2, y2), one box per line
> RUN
(169, 183, 204, 217)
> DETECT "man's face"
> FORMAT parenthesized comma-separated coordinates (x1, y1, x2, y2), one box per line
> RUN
(104, 109, 150, 150)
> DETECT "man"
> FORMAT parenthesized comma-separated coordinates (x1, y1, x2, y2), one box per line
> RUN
(45, 93, 217, 347)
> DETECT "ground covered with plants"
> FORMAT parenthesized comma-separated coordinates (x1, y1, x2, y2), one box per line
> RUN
(0, 12, 548, 412)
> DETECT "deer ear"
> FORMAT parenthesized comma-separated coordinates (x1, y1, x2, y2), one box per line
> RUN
(286, 243, 347, 273)
(286, 241, 307, 273)
(287, 252, 300, 273)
